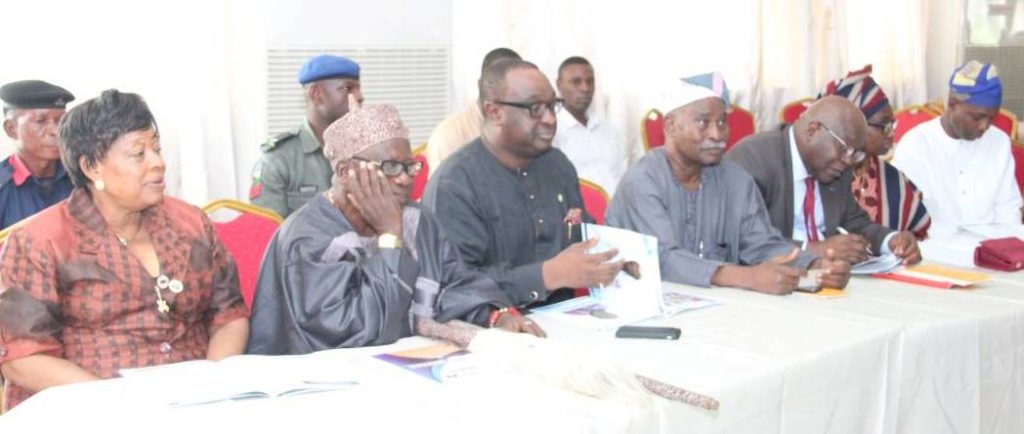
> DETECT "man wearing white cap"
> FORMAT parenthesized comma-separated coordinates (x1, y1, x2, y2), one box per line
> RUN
(607, 73, 850, 294)
(247, 104, 540, 356)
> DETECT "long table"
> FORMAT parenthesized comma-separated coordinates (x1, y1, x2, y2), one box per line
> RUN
(2, 265, 1023, 434)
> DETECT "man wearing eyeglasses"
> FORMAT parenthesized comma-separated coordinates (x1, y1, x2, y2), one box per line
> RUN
(818, 65, 931, 240)
(892, 61, 1022, 236)
(727, 96, 921, 266)
(249, 54, 364, 219)
(423, 59, 624, 308)
(247, 104, 540, 356)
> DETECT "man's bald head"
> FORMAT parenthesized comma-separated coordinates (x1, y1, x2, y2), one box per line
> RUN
(793, 96, 868, 184)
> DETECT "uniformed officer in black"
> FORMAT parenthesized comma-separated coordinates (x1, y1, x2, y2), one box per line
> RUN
(0, 80, 75, 230)
(249, 55, 364, 218)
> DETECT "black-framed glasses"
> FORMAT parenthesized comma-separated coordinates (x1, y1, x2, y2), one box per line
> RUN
(867, 120, 894, 137)
(492, 98, 564, 118)
(351, 157, 424, 177)
(818, 122, 866, 164)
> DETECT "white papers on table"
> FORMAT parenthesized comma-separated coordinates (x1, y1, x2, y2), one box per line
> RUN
(850, 253, 902, 275)
(582, 223, 663, 321)
(119, 353, 360, 407)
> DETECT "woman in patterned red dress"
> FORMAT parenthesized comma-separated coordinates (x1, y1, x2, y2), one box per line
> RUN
(0, 90, 249, 410)
(818, 65, 931, 239)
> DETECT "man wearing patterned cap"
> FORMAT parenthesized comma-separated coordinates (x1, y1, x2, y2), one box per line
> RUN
(607, 73, 849, 294)
(249, 54, 365, 219)
(728, 93, 921, 267)
(247, 104, 540, 356)
(0, 80, 75, 230)
(892, 60, 1022, 235)
(818, 65, 931, 240)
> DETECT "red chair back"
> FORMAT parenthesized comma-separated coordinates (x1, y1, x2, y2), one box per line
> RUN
(203, 200, 283, 310)
(642, 109, 665, 151)
(993, 109, 1019, 141)
(1012, 143, 1024, 198)
(780, 98, 813, 124)
(579, 179, 610, 225)
(893, 106, 940, 145)
(726, 104, 755, 151)
(410, 153, 430, 202)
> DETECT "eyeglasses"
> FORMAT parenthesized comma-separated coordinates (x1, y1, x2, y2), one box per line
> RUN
(866, 120, 894, 137)
(492, 98, 564, 118)
(351, 157, 424, 177)
(818, 122, 866, 164)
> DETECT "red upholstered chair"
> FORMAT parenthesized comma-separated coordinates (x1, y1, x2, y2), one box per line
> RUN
(641, 109, 665, 151)
(726, 104, 755, 151)
(202, 200, 283, 310)
(779, 98, 813, 124)
(913, 103, 1018, 141)
(1012, 143, 1024, 200)
(892, 105, 940, 145)
(993, 109, 1019, 141)
(410, 143, 429, 202)
(574, 178, 611, 298)
(579, 178, 610, 225)
(923, 101, 945, 115)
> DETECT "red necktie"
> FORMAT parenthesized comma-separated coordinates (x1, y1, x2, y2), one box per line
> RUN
(803, 177, 820, 242)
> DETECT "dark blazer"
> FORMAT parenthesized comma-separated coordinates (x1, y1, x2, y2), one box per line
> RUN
(725, 126, 893, 254)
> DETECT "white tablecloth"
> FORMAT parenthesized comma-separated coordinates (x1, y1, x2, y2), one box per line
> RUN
(2, 264, 1023, 434)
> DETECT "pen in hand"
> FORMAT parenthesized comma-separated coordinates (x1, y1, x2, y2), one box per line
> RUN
(837, 226, 872, 255)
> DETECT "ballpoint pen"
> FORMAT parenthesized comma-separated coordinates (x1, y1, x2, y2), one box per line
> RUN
(837, 226, 872, 254)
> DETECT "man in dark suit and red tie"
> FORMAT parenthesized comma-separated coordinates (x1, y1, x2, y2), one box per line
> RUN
(726, 96, 921, 266)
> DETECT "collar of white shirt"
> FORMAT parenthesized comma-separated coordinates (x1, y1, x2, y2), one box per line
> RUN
(557, 108, 602, 132)
(788, 127, 810, 182)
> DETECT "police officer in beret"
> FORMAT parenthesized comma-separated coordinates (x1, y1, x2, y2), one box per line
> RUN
(249, 54, 364, 218)
(0, 80, 75, 230)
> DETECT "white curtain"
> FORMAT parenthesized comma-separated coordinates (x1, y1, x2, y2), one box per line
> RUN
(0, 0, 246, 205)
(0, 0, 962, 204)
(451, 0, 950, 153)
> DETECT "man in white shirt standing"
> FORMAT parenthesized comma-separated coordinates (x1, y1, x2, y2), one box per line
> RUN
(552, 56, 636, 197)
(892, 60, 1022, 236)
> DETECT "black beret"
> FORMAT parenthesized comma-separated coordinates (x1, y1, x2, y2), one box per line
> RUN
(0, 80, 75, 110)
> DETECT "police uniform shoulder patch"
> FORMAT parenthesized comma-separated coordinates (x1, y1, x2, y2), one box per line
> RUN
(249, 160, 264, 199)
(260, 130, 299, 152)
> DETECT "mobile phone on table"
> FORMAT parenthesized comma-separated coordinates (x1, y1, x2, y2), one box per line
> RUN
(795, 269, 824, 293)
(615, 325, 681, 340)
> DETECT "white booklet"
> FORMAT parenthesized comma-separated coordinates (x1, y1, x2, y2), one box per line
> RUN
(119, 354, 359, 407)
(532, 224, 719, 330)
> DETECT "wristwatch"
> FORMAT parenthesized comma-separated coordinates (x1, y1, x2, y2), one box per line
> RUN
(377, 232, 401, 249)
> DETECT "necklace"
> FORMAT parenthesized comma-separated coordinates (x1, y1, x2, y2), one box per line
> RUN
(114, 220, 143, 247)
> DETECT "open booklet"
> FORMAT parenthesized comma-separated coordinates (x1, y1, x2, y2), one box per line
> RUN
(532, 224, 719, 330)
(850, 253, 902, 275)
(373, 343, 486, 383)
(119, 353, 360, 407)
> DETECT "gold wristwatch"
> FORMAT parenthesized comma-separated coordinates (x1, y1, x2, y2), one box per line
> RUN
(377, 233, 401, 249)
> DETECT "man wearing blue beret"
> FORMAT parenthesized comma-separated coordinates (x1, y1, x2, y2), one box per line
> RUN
(0, 80, 75, 230)
(892, 60, 1022, 235)
(249, 54, 364, 218)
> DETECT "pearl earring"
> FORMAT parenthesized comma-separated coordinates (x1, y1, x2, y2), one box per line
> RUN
(95, 179, 106, 191)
